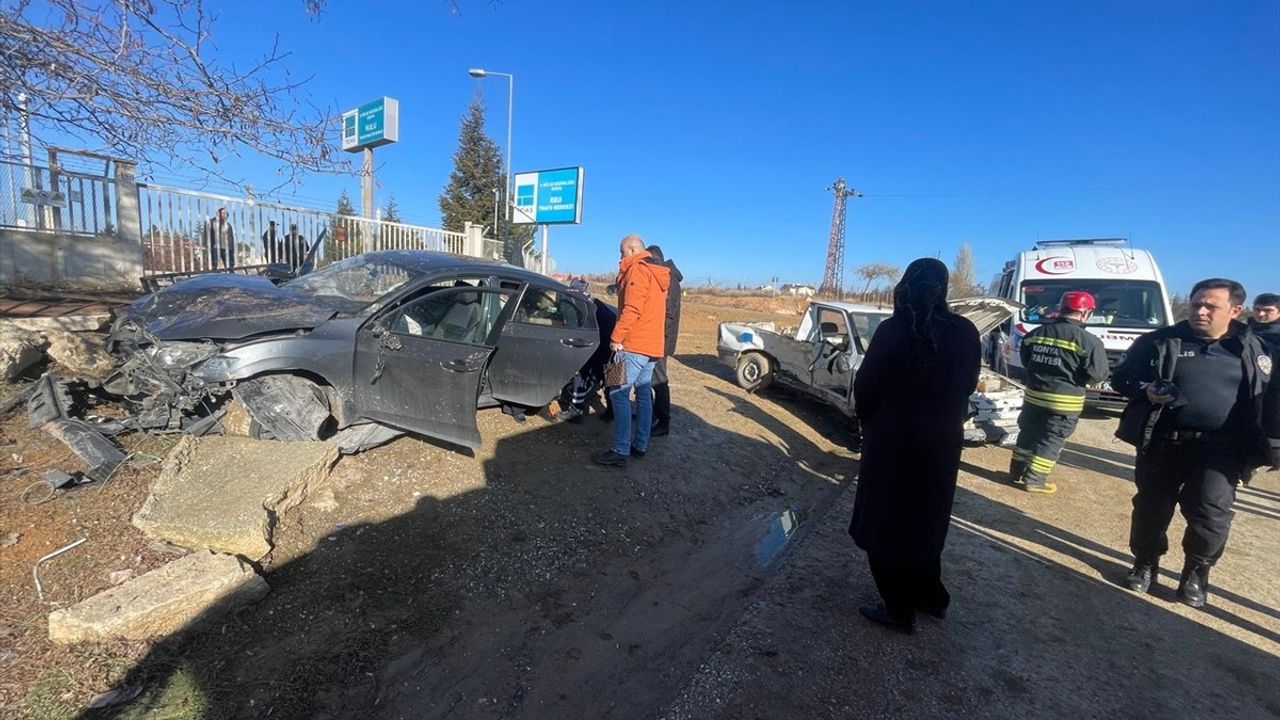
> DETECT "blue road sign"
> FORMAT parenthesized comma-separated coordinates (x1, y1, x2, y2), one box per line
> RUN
(512, 166, 584, 225)
(341, 97, 399, 152)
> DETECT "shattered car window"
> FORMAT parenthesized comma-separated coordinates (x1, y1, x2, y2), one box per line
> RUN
(284, 255, 423, 314)
(389, 288, 512, 345)
(513, 288, 586, 328)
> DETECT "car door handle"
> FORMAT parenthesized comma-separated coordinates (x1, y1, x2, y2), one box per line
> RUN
(560, 337, 595, 348)
(441, 358, 478, 373)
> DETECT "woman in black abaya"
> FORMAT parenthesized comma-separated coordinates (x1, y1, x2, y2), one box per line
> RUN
(848, 258, 981, 632)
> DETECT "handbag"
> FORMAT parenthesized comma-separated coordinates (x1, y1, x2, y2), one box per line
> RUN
(603, 352, 627, 387)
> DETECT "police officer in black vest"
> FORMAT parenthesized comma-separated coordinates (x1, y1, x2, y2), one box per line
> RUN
(1113, 278, 1279, 608)
(1010, 290, 1109, 493)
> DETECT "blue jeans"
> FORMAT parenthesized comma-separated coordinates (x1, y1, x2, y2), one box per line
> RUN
(609, 351, 656, 455)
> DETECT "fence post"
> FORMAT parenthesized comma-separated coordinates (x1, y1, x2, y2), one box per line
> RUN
(462, 221, 484, 258)
(114, 160, 140, 246)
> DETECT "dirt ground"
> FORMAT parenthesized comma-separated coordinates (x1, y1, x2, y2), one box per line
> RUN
(0, 296, 1277, 719)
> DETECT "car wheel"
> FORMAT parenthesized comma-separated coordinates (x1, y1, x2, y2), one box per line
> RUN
(736, 353, 773, 392)
(235, 374, 335, 442)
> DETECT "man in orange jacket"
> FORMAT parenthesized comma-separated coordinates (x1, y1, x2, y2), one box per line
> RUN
(594, 233, 671, 466)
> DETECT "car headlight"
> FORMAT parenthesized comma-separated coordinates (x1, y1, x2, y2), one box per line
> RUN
(149, 342, 219, 369)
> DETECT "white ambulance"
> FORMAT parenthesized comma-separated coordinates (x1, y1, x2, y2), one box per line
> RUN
(990, 238, 1174, 407)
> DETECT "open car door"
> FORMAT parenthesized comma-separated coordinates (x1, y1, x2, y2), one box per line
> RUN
(808, 305, 856, 400)
(353, 286, 514, 449)
(487, 285, 599, 407)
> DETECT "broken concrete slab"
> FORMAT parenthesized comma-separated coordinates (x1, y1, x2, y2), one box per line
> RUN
(47, 550, 267, 644)
(42, 330, 116, 379)
(132, 435, 339, 559)
(0, 322, 46, 380)
(1, 314, 113, 334)
(219, 397, 254, 436)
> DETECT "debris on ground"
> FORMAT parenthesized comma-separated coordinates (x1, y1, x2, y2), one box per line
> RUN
(131, 435, 340, 559)
(0, 322, 46, 380)
(86, 684, 144, 709)
(33, 537, 88, 603)
(107, 569, 136, 585)
(47, 550, 268, 644)
(41, 330, 117, 380)
(26, 374, 129, 482)
(1, 531, 19, 547)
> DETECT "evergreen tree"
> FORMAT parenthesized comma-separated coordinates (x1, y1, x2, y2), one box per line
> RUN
(326, 189, 359, 262)
(335, 189, 356, 216)
(438, 94, 533, 264)
(383, 195, 403, 224)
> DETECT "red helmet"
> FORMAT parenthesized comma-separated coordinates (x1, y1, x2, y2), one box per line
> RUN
(1060, 290, 1096, 312)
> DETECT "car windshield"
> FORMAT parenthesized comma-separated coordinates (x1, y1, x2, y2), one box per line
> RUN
(1020, 280, 1167, 328)
(849, 311, 889, 350)
(284, 255, 424, 314)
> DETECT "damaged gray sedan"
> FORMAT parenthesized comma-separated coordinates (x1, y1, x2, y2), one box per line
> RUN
(104, 251, 600, 450)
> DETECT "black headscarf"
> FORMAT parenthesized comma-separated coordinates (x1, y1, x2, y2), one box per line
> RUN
(893, 258, 951, 374)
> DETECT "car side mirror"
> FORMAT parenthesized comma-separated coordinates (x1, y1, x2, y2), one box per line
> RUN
(820, 322, 839, 334)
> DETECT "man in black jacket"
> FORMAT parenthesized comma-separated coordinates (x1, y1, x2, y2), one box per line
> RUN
(1010, 291, 1109, 493)
(1249, 292, 1280, 349)
(646, 245, 683, 436)
(1113, 278, 1279, 608)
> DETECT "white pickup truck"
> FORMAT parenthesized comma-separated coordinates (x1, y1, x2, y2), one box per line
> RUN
(717, 298, 1025, 445)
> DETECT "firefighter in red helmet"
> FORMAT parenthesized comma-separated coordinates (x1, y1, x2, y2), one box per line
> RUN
(1010, 290, 1110, 493)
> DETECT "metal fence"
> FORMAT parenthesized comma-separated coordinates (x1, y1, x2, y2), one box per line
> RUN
(0, 159, 118, 235)
(1, 159, 522, 281)
(136, 183, 467, 275)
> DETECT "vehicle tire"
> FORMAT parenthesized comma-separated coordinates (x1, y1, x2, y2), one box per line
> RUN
(736, 353, 773, 392)
(236, 374, 336, 442)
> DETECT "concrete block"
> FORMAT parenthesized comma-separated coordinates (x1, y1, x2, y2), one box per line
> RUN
(1, 314, 113, 333)
(132, 435, 339, 559)
(0, 322, 45, 380)
(48, 551, 268, 644)
(42, 329, 116, 379)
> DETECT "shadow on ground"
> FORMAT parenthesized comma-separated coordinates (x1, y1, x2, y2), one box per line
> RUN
(675, 352, 859, 451)
(692, 474, 1280, 720)
(80, 391, 851, 719)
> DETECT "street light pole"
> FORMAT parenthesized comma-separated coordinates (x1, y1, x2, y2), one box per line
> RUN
(468, 68, 514, 263)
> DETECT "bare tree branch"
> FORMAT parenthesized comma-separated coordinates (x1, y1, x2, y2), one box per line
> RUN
(0, 0, 349, 191)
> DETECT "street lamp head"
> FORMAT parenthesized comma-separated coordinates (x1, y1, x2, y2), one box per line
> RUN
(468, 68, 486, 78)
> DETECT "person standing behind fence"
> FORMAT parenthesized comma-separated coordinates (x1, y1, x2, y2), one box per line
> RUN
(848, 258, 981, 633)
(261, 220, 281, 264)
(645, 244, 683, 437)
(204, 207, 236, 269)
(284, 223, 308, 270)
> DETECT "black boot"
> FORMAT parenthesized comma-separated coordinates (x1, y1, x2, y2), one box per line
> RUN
(1177, 562, 1210, 608)
(1124, 559, 1159, 593)
(1008, 460, 1027, 486)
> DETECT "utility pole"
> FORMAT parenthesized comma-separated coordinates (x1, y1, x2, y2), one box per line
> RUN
(818, 178, 862, 298)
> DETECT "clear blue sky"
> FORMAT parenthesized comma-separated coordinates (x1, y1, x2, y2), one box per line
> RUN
(138, 1, 1280, 296)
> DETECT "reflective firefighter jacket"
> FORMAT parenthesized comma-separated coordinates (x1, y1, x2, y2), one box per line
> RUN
(1019, 317, 1109, 414)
